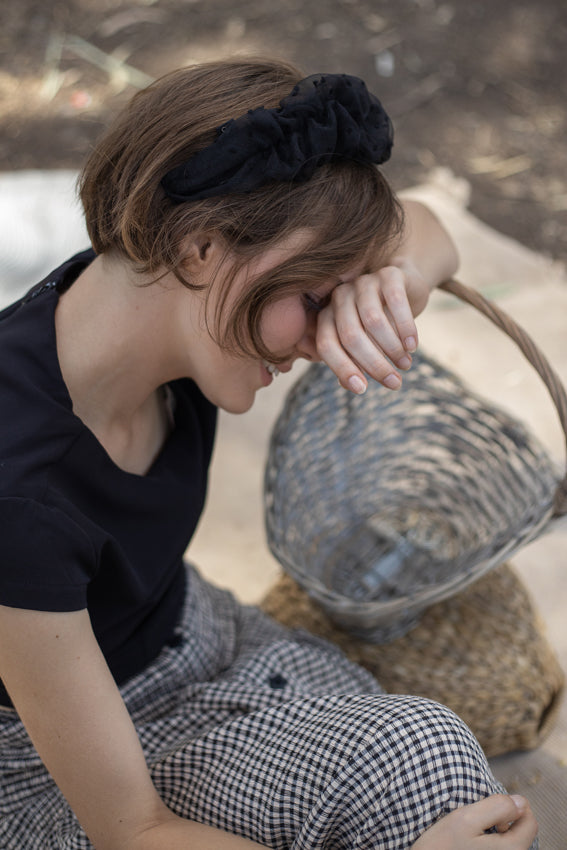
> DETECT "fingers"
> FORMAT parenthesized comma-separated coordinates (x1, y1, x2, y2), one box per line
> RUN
(448, 795, 538, 848)
(315, 306, 373, 394)
(411, 795, 537, 850)
(496, 796, 538, 847)
(316, 288, 404, 393)
(457, 794, 532, 834)
(373, 266, 420, 354)
(316, 265, 423, 393)
(348, 268, 419, 366)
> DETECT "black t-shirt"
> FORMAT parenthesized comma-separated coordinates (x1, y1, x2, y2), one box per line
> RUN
(0, 251, 217, 706)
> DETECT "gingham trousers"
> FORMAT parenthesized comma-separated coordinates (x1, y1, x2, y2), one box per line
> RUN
(0, 564, 536, 849)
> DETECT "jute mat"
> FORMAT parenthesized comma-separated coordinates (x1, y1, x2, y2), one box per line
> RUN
(261, 563, 564, 760)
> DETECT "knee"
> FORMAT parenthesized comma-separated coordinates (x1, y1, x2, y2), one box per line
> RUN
(335, 696, 504, 847)
(300, 695, 502, 849)
(383, 694, 481, 752)
(359, 694, 502, 807)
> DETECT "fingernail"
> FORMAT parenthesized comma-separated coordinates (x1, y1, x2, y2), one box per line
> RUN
(398, 355, 412, 370)
(384, 373, 401, 390)
(510, 795, 527, 813)
(347, 375, 367, 395)
(405, 336, 417, 352)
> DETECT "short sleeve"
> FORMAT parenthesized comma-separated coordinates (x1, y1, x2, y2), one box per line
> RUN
(0, 497, 96, 611)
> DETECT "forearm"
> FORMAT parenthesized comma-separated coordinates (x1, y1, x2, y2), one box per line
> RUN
(317, 198, 460, 391)
(131, 817, 267, 850)
(394, 198, 459, 292)
(0, 605, 266, 850)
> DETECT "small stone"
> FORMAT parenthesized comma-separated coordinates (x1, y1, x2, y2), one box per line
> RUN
(375, 50, 395, 78)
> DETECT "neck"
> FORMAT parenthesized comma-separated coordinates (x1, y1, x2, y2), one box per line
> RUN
(55, 252, 196, 430)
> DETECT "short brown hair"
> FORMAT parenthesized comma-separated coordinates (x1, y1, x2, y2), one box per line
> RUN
(79, 58, 404, 361)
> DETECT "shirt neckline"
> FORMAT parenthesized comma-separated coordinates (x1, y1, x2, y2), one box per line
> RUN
(36, 253, 182, 481)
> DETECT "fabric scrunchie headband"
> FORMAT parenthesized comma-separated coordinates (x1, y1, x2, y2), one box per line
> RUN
(161, 73, 393, 203)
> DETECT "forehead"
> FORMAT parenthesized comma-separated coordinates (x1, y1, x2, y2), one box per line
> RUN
(247, 227, 369, 285)
(249, 228, 314, 276)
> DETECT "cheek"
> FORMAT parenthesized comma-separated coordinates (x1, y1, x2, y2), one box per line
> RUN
(261, 299, 307, 353)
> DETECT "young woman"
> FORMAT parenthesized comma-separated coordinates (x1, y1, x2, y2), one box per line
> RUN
(0, 58, 538, 849)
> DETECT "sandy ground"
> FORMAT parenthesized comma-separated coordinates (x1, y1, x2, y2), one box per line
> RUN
(1, 167, 566, 845)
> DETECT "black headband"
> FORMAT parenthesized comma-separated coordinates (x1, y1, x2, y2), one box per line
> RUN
(161, 73, 393, 203)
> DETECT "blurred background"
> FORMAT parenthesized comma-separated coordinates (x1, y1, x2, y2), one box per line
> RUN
(1, 0, 566, 262)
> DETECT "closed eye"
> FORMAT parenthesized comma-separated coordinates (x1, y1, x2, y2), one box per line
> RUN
(302, 291, 332, 313)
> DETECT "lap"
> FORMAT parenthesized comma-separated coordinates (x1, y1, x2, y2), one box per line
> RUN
(147, 684, 504, 849)
(0, 569, 517, 849)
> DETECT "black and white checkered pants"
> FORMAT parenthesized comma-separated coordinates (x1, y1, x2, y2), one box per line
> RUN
(0, 565, 536, 849)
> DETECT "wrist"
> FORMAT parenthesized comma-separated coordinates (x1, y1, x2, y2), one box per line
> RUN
(398, 199, 460, 290)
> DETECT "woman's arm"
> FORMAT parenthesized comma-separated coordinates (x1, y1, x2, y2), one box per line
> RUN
(411, 794, 538, 849)
(0, 604, 266, 850)
(316, 198, 459, 393)
(392, 198, 460, 301)
(0, 606, 538, 849)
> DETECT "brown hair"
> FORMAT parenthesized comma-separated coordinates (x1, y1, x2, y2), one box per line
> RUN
(79, 57, 404, 361)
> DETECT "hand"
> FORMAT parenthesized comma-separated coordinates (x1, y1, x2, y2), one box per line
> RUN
(314, 198, 459, 395)
(315, 256, 430, 394)
(411, 795, 538, 850)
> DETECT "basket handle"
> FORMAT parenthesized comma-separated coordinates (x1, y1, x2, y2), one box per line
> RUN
(438, 278, 567, 517)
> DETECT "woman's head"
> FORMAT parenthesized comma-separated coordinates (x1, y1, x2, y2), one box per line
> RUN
(79, 57, 404, 361)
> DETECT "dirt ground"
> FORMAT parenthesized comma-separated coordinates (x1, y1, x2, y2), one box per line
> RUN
(1, 0, 566, 264)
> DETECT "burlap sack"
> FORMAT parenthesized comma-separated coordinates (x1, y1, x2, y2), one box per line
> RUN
(261, 563, 564, 758)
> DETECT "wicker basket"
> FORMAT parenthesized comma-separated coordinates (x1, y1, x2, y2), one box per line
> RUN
(264, 279, 567, 642)
(261, 564, 565, 757)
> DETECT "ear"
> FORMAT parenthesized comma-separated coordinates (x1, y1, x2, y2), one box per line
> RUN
(178, 232, 220, 277)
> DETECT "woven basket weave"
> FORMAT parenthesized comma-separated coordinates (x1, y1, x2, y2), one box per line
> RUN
(264, 279, 567, 642)
(261, 564, 564, 757)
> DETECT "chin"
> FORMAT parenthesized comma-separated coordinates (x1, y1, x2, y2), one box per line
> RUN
(224, 398, 255, 415)
(215, 391, 256, 415)
(196, 375, 257, 414)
